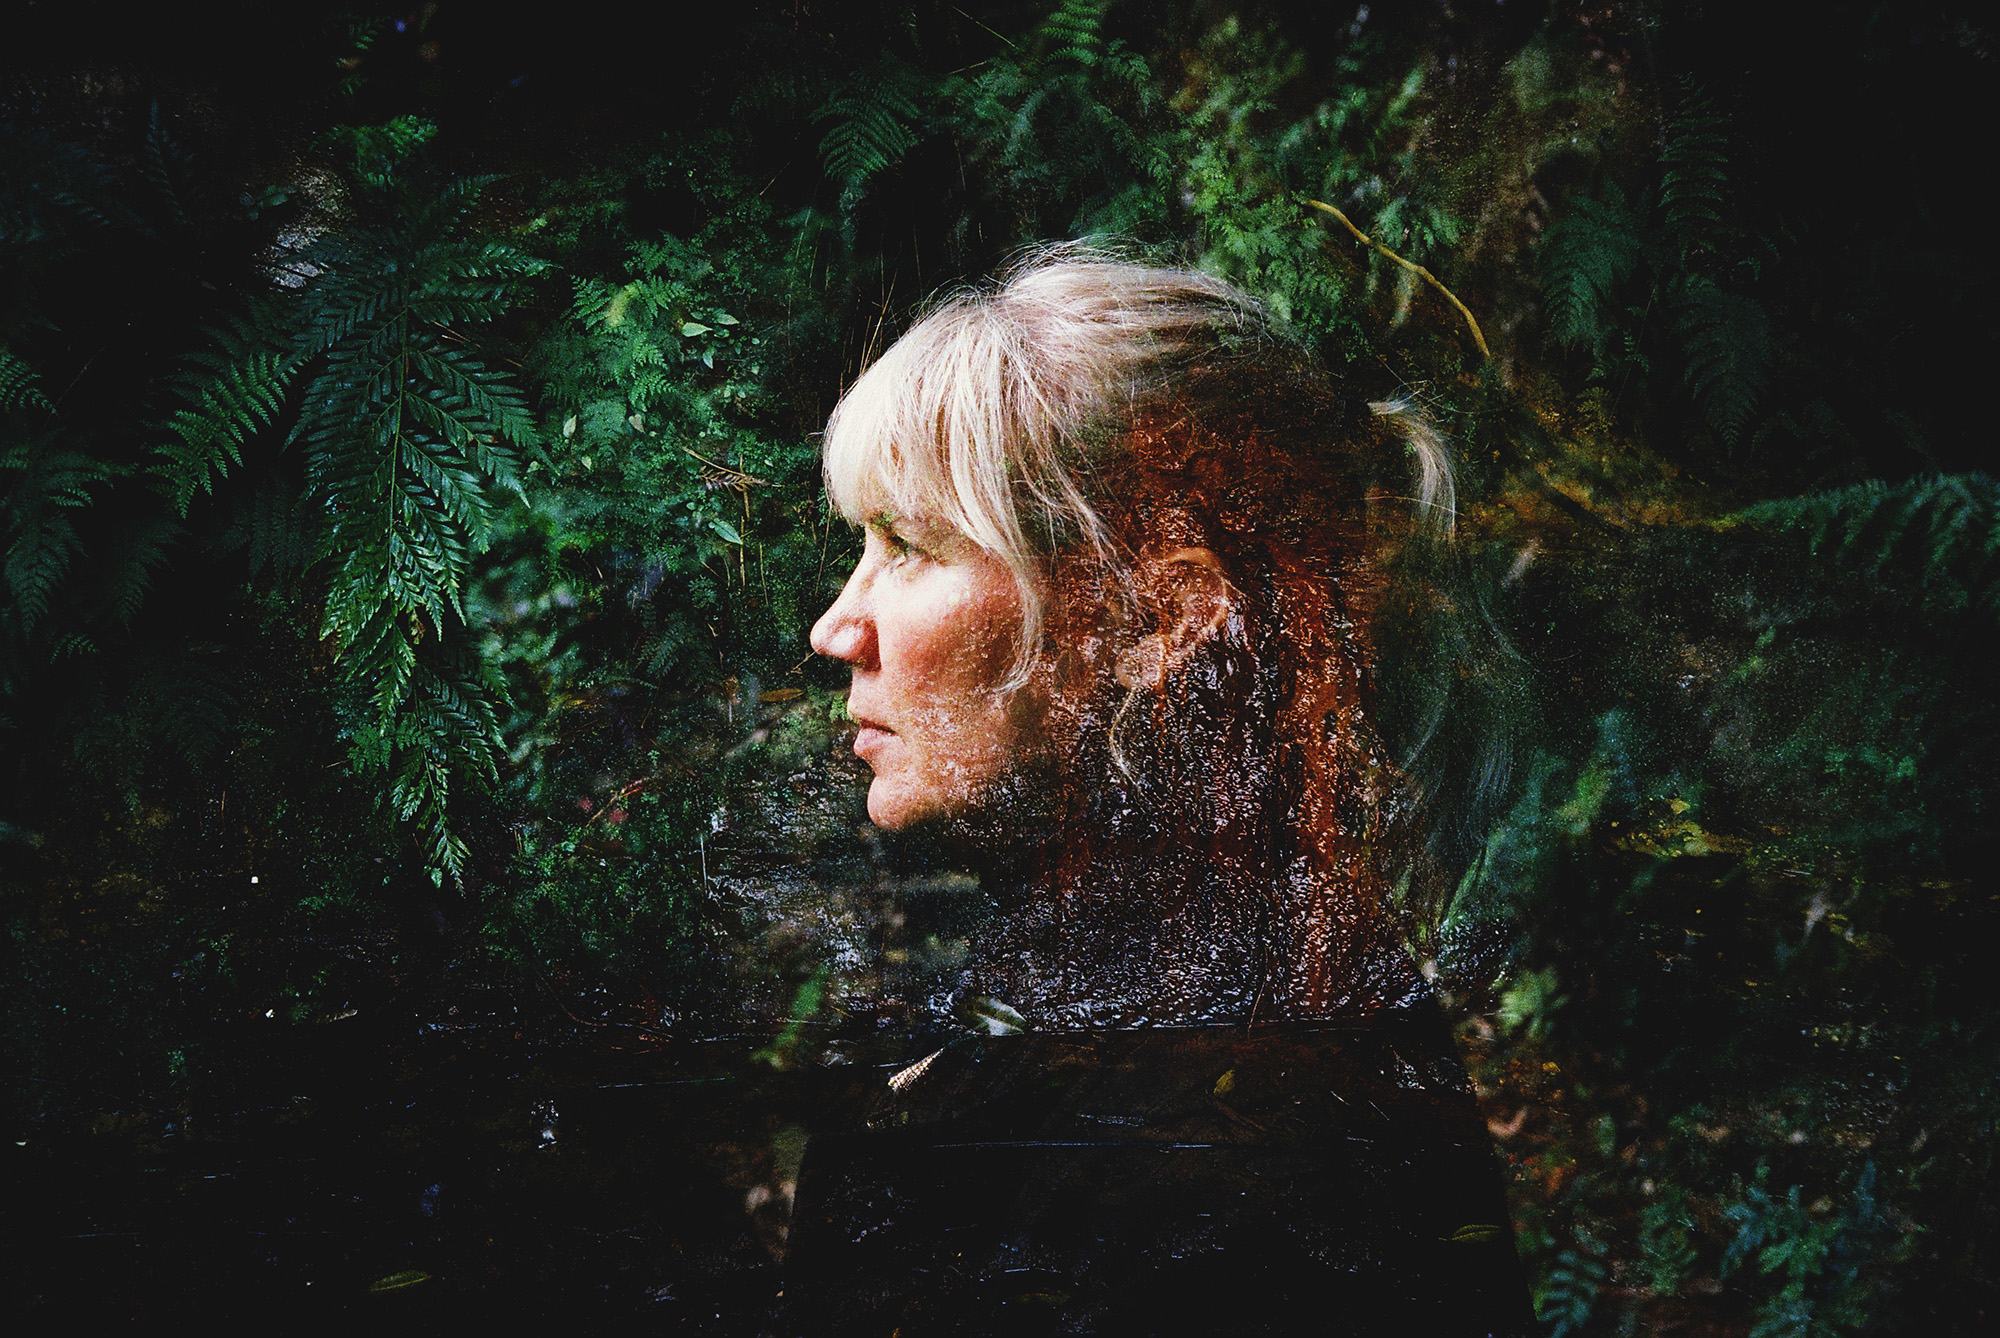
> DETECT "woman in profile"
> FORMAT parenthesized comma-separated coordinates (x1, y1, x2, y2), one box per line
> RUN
(786, 249, 1528, 1335)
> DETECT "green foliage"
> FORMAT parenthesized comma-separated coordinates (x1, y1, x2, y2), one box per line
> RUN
(1445, 469, 1999, 1330)
(1540, 190, 1647, 359)
(327, 114, 439, 189)
(1536, 1240, 1609, 1337)
(1672, 274, 1772, 447)
(153, 172, 544, 881)
(1536, 81, 1781, 451)
(0, 344, 49, 412)
(1721, 1163, 1909, 1338)
(1658, 81, 1731, 251)
(1, 431, 119, 639)
(1041, 0, 1108, 69)
(942, 0, 1165, 240)
(6, 7, 1998, 1329)
(815, 60, 927, 200)
(151, 313, 295, 511)
(1737, 474, 2000, 618)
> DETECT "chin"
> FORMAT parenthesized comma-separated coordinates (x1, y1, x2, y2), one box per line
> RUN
(864, 792, 912, 830)
(867, 773, 1055, 854)
(865, 781, 944, 832)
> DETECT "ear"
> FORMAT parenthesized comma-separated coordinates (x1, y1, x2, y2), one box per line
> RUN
(1113, 547, 1234, 689)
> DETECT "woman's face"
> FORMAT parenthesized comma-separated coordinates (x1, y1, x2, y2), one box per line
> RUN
(810, 518, 1049, 831)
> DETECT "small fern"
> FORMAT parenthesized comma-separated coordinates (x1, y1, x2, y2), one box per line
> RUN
(1538, 77, 1777, 448)
(0, 344, 50, 413)
(1539, 189, 1648, 358)
(1535, 1243, 1608, 1337)
(1736, 474, 2000, 618)
(1, 433, 122, 636)
(1660, 79, 1730, 255)
(1041, 0, 1108, 68)
(813, 61, 926, 188)
(1672, 274, 1770, 445)
(151, 312, 297, 511)
(140, 103, 197, 232)
(226, 471, 310, 582)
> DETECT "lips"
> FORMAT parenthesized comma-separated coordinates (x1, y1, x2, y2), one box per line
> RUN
(847, 710, 893, 762)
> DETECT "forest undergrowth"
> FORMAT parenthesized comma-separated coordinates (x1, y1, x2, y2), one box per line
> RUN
(3, 2, 1995, 1331)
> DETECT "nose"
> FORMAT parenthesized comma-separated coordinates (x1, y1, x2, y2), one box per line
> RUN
(810, 566, 875, 667)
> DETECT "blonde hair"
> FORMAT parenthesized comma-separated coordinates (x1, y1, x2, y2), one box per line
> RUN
(822, 246, 1454, 683)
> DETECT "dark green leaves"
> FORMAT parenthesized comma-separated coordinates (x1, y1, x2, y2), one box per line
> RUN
(151, 176, 543, 882)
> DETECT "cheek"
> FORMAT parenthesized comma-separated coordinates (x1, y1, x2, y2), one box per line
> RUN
(925, 572, 1026, 694)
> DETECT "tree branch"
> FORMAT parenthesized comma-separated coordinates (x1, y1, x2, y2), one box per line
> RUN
(1305, 198, 1491, 360)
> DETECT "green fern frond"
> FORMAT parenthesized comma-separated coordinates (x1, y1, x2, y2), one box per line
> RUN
(403, 341, 536, 451)
(1535, 1245, 1608, 1337)
(328, 114, 438, 189)
(152, 316, 296, 511)
(0, 130, 141, 242)
(410, 659, 503, 783)
(138, 651, 236, 769)
(325, 595, 420, 720)
(2, 438, 122, 634)
(1660, 79, 1729, 254)
(398, 428, 500, 549)
(404, 174, 503, 240)
(290, 235, 406, 360)
(222, 472, 310, 581)
(1672, 275, 1770, 445)
(1737, 474, 2000, 617)
(814, 62, 926, 185)
(141, 103, 196, 230)
(91, 514, 180, 631)
(1041, 0, 1108, 68)
(0, 345, 51, 413)
(390, 735, 467, 883)
(2, 510, 82, 636)
(1539, 190, 1647, 357)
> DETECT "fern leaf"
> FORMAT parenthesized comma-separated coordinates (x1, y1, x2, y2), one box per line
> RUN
(141, 102, 195, 230)
(3, 510, 81, 636)
(223, 471, 309, 581)
(291, 235, 406, 360)
(1540, 190, 1647, 357)
(134, 650, 236, 769)
(411, 659, 503, 782)
(2, 438, 120, 634)
(1737, 475, 2000, 618)
(814, 62, 926, 185)
(389, 732, 466, 884)
(1041, 0, 1108, 68)
(404, 341, 536, 450)
(260, 173, 536, 883)
(1672, 275, 1770, 445)
(325, 594, 419, 721)
(1660, 80, 1729, 253)
(91, 514, 180, 631)
(0, 345, 51, 413)
(152, 324, 296, 511)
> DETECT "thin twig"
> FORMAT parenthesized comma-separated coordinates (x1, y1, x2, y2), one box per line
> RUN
(1304, 198, 1491, 360)
(948, 3, 1018, 49)
(681, 444, 769, 489)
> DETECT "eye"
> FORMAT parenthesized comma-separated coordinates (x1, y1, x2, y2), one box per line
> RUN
(876, 525, 929, 566)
